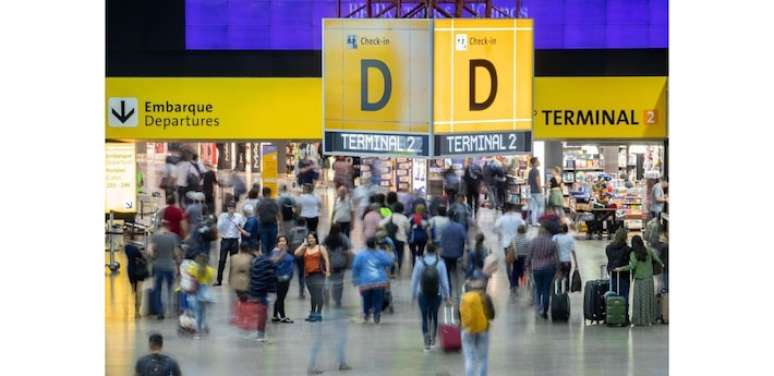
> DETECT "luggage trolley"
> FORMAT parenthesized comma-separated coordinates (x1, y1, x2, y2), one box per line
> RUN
(105, 211, 122, 273)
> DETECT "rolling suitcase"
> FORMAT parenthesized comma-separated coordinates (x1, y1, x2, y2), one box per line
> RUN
(439, 304, 462, 352)
(657, 292, 669, 324)
(551, 278, 570, 322)
(583, 265, 609, 324)
(605, 271, 627, 327)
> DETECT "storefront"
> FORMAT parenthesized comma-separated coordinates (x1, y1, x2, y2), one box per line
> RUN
(533, 76, 668, 234)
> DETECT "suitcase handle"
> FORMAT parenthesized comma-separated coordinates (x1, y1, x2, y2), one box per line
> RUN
(443, 303, 456, 325)
(554, 278, 566, 295)
(609, 271, 621, 294)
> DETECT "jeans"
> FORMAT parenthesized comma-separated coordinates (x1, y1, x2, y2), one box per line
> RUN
(216, 238, 239, 284)
(529, 193, 545, 225)
(295, 257, 306, 297)
(273, 279, 290, 318)
(306, 273, 325, 316)
(391, 240, 405, 276)
(610, 272, 632, 314)
(304, 216, 319, 234)
(361, 288, 385, 320)
(152, 268, 175, 317)
(418, 294, 442, 340)
(462, 330, 490, 376)
(337, 221, 351, 238)
(533, 267, 556, 315)
(409, 240, 427, 270)
(443, 256, 460, 300)
(308, 306, 348, 369)
(328, 271, 345, 307)
(258, 222, 278, 255)
(256, 300, 268, 334)
(466, 187, 480, 216)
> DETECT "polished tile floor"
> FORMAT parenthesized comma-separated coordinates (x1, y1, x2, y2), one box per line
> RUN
(105, 187, 668, 376)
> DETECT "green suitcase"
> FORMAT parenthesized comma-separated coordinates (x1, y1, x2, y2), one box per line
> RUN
(605, 272, 627, 327)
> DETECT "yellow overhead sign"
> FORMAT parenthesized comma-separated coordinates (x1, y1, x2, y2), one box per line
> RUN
(105, 143, 137, 214)
(533, 77, 667, 140)
(433, 19, 533, 134)
(105, 78, 322, 140)
(323, 19, 433, 134)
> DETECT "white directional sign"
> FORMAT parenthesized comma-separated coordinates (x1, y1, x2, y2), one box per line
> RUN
(105, 143, 137, 214)
(108, 97, 138, 127)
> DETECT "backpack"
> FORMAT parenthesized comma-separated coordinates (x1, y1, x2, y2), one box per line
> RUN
(410, 218, 428, 244)
(280, 196, 295, 221)
(384, 215, 399, 239)
(420, 256, 440, 297)
(141, 354, 172, 376)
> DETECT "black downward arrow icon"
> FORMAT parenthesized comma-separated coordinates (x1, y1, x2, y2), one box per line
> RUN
(111, 100, 135, 123)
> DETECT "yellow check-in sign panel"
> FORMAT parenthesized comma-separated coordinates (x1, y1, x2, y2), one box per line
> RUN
(434, 19, 533, 134)
(323, 19, 432, 133)
(534, 77, 668, 139)
(105, 77, 322, 140)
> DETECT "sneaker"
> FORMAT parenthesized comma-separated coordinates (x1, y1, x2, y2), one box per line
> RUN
(193, 335, 202, 340)
(339, 364, 352, 371)
(213, 282, 222, 287)
(281, 317, 294, 324)
(374, 315, 381, 324)
(307, 368, 324, 375)
(271, 317, 281, 323)
(305, 316, 315, 322)
(424, 345, 431, 352)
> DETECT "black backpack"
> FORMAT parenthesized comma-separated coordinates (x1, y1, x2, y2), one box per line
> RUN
(384, 215, 399, 239)
(420, 256, 440, 297)
(280, 196, 295, 221)
(140, 354, 172, 376)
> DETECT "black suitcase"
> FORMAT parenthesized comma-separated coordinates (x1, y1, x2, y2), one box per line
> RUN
(583, 280, 608, 324)
(551, 278, 570, 322)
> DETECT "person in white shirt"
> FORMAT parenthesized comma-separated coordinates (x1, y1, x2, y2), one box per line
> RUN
(214, 201, 248, 286)
(297, 184, 322, 233)
(552, 223, 579, 290)
(175, 154, 198, 208)
(331, 186, 354, 238)
(495, 203, 526, 290)
(380, 202, 411, 278)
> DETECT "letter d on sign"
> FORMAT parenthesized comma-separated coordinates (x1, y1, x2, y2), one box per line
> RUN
(469, 59, 498, 111)
(361, 59, 392, 111)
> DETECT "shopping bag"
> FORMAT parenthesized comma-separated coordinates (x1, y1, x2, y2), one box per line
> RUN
(231, 300, 260, 331)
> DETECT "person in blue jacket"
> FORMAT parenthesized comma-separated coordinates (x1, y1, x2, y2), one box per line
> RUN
(352, 236, 395, 324)
(271, 235, 295, 324)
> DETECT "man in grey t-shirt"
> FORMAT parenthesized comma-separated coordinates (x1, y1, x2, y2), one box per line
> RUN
(650, 178, 668, 220)
(149, 221, 180, 319)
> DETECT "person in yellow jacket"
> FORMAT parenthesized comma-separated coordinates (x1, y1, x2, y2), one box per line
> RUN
(459, 278, 495, 376)
(186, 254, 215, 338)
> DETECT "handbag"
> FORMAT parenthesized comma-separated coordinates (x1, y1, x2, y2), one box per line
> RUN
(330, 247, 348, 270)
(505, 246, 516, 265)
(570, 270, 582, 292)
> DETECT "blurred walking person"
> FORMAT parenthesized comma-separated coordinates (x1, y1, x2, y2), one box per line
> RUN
(331, 186, 354, 238)
(440, 214, 467, 301)
(257, 187, 280, 254)
(528, 157, 545, 226)
(288, 218, 310, 298)
(278, 184, 297, 237)
(460, 278, 495, 376)
(494, 203, 524, 290)
(323, 223, 352, 308)
(408, 204, 430, 270)
(298, 183, 322, 233)
(148, 220, 181, 320)
(381, 202, 410, 278)
(526, 225, 560, 319)
(410, 243, 450, 351)
(352, 236, 395, 324)
(248, 244, 277, 342)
